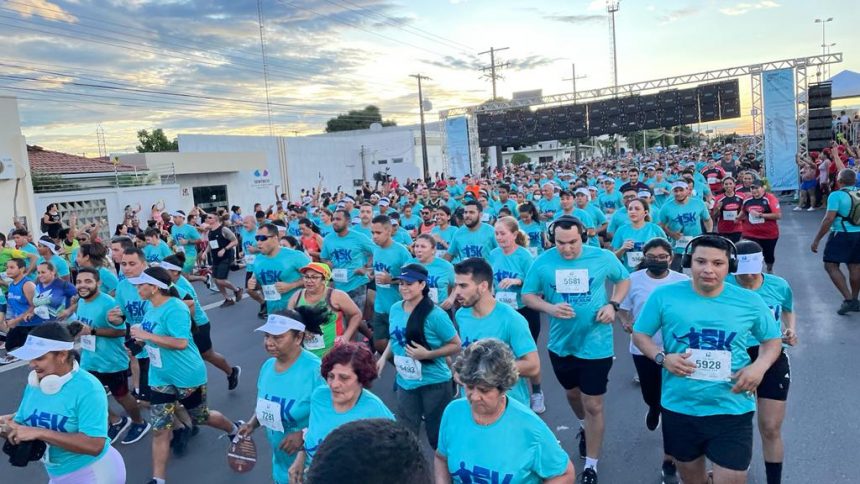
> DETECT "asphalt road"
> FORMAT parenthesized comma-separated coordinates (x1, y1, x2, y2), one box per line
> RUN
(2, 208, 858, 483)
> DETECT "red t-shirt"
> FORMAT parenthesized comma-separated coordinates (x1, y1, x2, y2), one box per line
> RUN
(741, 193, 780, 239)
(702, 166, 726, 194)
(715, 193, 744, 234)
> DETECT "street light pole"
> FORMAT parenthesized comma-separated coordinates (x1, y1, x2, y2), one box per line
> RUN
(562, 63, 587, 104)
(814, 17, 833, 79)
(410, 73, 432, 182)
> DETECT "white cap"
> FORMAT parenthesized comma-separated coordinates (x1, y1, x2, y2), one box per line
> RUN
(637, 190, 652, 198)
(671, 181, 689, 190)
(127, 272, 169, 290)
(574, 188, 590, 196)
(160, 261, 182, 272)
(169, 210, 186, 218)
(10, 335, 74, 360)
(733, 252, 764, 275)
(379, 197, 391, 207)
(255, 314, 305, 335)
(38, 238, 59, 255)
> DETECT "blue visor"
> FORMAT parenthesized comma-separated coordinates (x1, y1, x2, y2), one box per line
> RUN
(393, 269, 428, 283)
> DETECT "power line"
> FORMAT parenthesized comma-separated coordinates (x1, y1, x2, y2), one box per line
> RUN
(257, 0, 275, 136)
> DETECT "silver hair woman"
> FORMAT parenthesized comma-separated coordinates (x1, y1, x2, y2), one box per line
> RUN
(434, 338, 576, 483)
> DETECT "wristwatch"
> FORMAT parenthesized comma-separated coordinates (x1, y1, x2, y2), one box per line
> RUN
(655, 351, 666, 367)
(607, 300, 620, 311)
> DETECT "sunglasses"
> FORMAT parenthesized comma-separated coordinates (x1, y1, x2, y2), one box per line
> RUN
(255, 235, 275, 242)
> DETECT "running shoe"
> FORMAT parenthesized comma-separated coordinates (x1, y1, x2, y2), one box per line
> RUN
(530, 392, 546, 414)
(206, 274, 219, 293)
(228, 366, 241, 391)
(257, 305, 268, 320)
(806, 207, 816, 211)
(228, 420, 245, 441)
(792, 206, 803, 211)
(107, 416, 131, 443)
(577, 427, 587, 459)
(234, 288, 244, 302)
(646, 406, 660, 431)
(221, 298, 235, 308)
(121, 421, 151, 445)
(579, 468, 598, 484)
(662, 460, 679, 484)
(171, 426, 192, 457)
(837, 299, 859, 315)
(0, 354, 19, 365)
(632, 374, 640, 384)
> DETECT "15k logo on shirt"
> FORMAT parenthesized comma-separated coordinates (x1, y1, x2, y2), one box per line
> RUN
(451, 461, 513, 484)
(330, 249, 353, 264)
(23, 409, 69, 432)
(462, 245, 484, 258)
(673, 326, 737, 351)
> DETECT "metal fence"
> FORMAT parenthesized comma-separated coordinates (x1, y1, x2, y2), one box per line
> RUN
(31, 162, 176, 194)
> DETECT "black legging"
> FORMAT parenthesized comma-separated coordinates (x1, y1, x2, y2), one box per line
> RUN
(743, 236, 778, 265)
(518, 306, 541, 342)
(632, 354, 662, 411)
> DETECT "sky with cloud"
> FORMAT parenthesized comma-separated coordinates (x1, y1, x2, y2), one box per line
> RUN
(1, 0, 857, 154)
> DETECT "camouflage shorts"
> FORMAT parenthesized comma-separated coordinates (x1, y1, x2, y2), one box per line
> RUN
(149, 384, 210, 431)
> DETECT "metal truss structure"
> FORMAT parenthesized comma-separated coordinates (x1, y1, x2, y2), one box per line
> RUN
(438, 53, 842, 171)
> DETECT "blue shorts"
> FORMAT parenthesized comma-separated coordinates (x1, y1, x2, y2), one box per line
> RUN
(800, 179, 817, 190)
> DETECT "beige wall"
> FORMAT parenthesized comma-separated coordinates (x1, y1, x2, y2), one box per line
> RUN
(0, 97, 37, 234)
(116, 151, 267, 175)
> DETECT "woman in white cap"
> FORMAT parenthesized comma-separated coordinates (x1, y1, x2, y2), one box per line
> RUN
(237, 309, 326, 484)
(127, 267, 240, 484)
(1, 322, 127, 483)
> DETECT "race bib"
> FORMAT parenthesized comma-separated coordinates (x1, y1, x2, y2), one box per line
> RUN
(332, 268, 348, 283)
(394, 355, 422, 381)
(675, 235, 693, 249)
(480, 213, 491, 223)
(749, 212, 764, 224)
(255, 398, 284, 433)
(262, 285, 280, 302)
(34, 306, 50, 320)
(80, 335, 96, 352)
(304, 333, 325, 351)
(555, 269, 589, 294)
(495, 291, 517, 307)
(146, 346, 163, 368)
(707, 177, 718, 184)
(687, 349, 731, 382)
(722, 210, 737, 221)
(428, 287, 439, 304)
(176, 245, 185, 254)
(626, 251, 644, 267)
(528, 247, 538, 257)
(244, 254, 256, 265)
(208, 240, 219, 250)
(435, 250, 447, 259)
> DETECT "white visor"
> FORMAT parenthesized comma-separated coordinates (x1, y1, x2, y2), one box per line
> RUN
(38, 239, 59, 254)
(733, 252, 764, 275)
(160, 261, 182, 272)
(255, 314, 306, 335)
(127, 272, 170, 289)
(10, 335, 74, 360)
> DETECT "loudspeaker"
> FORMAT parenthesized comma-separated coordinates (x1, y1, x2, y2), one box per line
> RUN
(658, 90, 678, 109)
(660, 106, 680, 128)
(808, 82, 832, 109)
(641, 110, 660, 130)
(680, 103, 699, 124)
(808, 111, 832, 130)
(698, 83, 719, 103)
(621, 96, 640, 114)
(699, 100, 719, 122)
(678, 87, 698, 105)
(641, 94, 659, 111)
(718, 79, 740, 100)
(719, 96, 741, 120)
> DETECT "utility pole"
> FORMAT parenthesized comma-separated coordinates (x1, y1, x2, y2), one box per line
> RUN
(478, 47, 509, 100)
(607, 1, 620, 92)
(814, 17, 833, 80)
(562, 63, 587, 103)
(360, 145, 367, 183)
(257, 0, 274, 136)
(410, 74, 432, 182)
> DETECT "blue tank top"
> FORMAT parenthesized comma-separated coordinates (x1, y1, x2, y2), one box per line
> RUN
(6, 278, 31, 319)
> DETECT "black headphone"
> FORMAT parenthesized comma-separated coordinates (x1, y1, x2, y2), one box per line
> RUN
(681, 234, 738, 273)
(547, 215, 588, 244)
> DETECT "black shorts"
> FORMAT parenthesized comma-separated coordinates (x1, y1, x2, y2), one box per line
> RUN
(747, 346, 790, 401)
(371, 312, 390, 342)
(366, 279, 376, 291)
(743, 236, 778, 264)
(547, 351, 612, 395)
(89, 369, 130, 398)
(212, 258, 231, 279)
(193, 323, 213, 354)
(662, 409, 754, 471)
(823, 231, 860, 264)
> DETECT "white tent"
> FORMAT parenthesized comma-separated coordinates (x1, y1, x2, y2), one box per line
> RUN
(829, 70, 860, 99)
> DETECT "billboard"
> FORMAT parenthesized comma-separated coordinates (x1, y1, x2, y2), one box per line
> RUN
(762, 68, 799, 191)
(445, 116, 471, 178)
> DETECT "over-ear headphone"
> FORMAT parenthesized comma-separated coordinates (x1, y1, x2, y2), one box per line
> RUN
(681, 235, 738, 273)
(28, 361, 79, 395)
(547, 215, 588, 244)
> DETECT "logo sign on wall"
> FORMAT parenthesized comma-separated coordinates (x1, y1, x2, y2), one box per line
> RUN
(251, 169, 273, 189)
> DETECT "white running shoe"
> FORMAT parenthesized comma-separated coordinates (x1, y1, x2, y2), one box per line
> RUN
(530, 392, 547, 414)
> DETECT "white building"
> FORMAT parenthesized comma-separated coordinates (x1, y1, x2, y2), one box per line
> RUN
(0, 97, 38, 233)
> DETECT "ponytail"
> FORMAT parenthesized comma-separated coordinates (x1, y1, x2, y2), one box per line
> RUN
(405, 285, 435, 363)
(515, 230, 528, 247)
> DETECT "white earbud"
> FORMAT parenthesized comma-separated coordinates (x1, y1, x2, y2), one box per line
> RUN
(28, 361, 79, 395)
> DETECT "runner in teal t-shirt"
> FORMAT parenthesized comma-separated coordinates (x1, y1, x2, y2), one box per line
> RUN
(142, 230, 173, 264)
(170, 215, 201, 273)
(319, 211, 375, 294)
(369, 215, 412, 352)
(632, 235, 781, 484)
(454, 258, 539, 406)
(445, 201, 498, 262)
(410, 234, 456, 308)
(251, 224, 311, 314)
(657, 181, 713, 258)
(611, 199, 669, 272)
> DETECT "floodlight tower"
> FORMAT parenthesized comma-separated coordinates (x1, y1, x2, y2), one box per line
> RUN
(607, 0, 620, 92)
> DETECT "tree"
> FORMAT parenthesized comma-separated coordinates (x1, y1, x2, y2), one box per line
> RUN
(511, 153, 530, 165)
(325, 106, 396, 133)
(136, 129, 178, 153)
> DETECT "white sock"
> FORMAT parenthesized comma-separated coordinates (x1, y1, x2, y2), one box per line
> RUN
(579, 419, 585, 430)
(585, 457, 598, 471)
(153, 478, 166, 484)
(230, 423, 238, 434)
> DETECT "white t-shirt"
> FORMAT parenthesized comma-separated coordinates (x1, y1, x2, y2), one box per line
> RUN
(620, 269, 690, 355)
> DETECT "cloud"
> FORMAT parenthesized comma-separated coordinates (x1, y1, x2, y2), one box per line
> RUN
(507, 55, 561, 71)
(543, 14, 605, 24)
(420, 55, 483, 71)
(658, 7, 701, 24)
(586, 0, 606, 12)
(719, 1, 780, 16)
(5, 0, 78, 22)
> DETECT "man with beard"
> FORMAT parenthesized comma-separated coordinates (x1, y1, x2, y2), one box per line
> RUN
(74, 267, 151, 445)
(444, 201, 497, 262)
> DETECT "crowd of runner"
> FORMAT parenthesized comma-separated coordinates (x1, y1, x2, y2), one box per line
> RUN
(0, 138, 859, 484)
